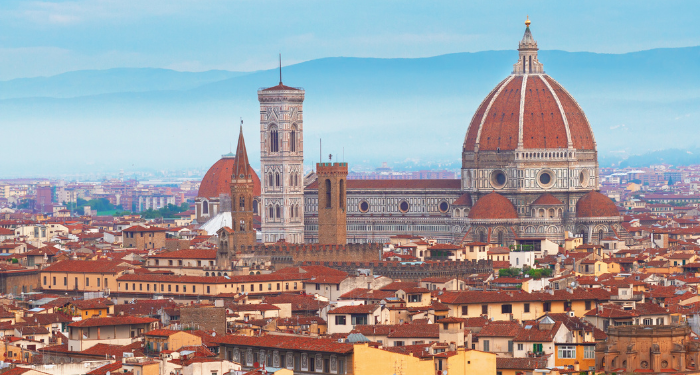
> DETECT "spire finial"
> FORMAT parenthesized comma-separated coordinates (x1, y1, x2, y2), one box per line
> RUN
(240, 117, 243, 132)
(525, 15, 530, 27)
(279, 53, 282, 85)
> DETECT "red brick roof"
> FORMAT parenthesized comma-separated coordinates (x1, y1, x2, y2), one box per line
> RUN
(197, 156, 261, 198)
(513, 321, 562, 342)
(118, 272, 304, 284)
(42, 259, 131, 274)
(532, 193, 563, 206)
(68, 316, 157, 327)
(475, 321, 522, 338)
(576, 191, 620, 218)
(464, 74, 595, 152)
(468, 192, 518, 220)
(216, 334, 353, 354)
(497, 357, 549, 370)
(328, 304, 379, 314)
(145, 329, 182, 337)
(452, 193, 473, 207)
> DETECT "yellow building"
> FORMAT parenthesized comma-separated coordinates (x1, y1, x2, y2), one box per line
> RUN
(144, 329, 202, 353)
(40, 259, 134, 293)
(353, 343, 496, 375)
(67, 298, 114, 318)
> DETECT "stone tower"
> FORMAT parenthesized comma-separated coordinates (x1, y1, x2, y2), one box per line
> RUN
(218, 123, 256, 268)
(317, 162, 348, 245)
(258, 77, 305, 244)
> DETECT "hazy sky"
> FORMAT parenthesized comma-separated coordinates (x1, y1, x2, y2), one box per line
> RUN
(0, 1, 699, 80)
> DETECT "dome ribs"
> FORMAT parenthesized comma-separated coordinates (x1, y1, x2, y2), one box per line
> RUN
(198, 158, 261, 198)
(464, 77, 509, 152)
(523, 76, 568, 149)
(479, 76, 522, 151)
(543, 76, 596, 150)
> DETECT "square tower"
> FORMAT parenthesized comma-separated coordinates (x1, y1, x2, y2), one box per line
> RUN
(316, 162, 348, 245)
(258, 82, 305, 244)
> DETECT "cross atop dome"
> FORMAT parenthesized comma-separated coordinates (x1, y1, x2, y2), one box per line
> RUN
(513, 16, 544, 75)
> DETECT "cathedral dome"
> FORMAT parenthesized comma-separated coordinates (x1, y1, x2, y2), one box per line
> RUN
(463, 21, 595, 153)
(197, 154, 261, 198)
(576, 191, 619, 218)
(468, 192, 518, 219)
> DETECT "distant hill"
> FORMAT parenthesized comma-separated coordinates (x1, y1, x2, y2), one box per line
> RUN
(0, 47, 698, 176)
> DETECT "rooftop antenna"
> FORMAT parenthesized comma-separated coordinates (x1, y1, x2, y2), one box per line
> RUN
(279, 53, 282, 85)
(319, 139, 322, 167)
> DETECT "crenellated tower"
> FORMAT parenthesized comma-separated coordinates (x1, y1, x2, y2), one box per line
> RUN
(317, 162, 348, 245)
(258, 76, 305, 244)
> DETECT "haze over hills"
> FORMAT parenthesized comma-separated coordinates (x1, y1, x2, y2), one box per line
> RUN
(1, 46, 699, 177)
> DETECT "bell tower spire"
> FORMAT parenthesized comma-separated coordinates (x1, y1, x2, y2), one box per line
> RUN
(513, 16, 544, 75)
(218, 119, 256, 268)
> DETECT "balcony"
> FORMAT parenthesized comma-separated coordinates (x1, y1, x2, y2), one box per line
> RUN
(610, 294, 644, 302)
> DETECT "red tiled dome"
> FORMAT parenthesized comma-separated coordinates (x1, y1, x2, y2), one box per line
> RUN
(452, 193, 473, 207)
(532, 193, 563, 206)
(576, 191, 619, 218)
(468, 192, 518, 220)
(197, 155, 261, 198)
(463, 74, 595, 152)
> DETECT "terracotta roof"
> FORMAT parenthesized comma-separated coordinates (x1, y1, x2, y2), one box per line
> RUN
(532, 193, 563, 206)
(468, 192, 518, 220)
(261, 83, 301, 91)
(475, 321, 522, 338)
(497, 357, 549, 370)
(87, 361, 123, 375)
(42, 259, 130, 274)
(452, 193, 473, 207)
(513, 321, 562, 342)
(123, 225, 167, 233)
(328, 304, 379, 314)
(68, 316, 157, 327)
(197, 156, 261, 198)
(576, 191, 620, 218)
(464, 74, 595, 152)
(145, 329, 183, 337)
(216, 334, 352, 354)
(118, 272, 304, 284)
(71, 298, 114, 310)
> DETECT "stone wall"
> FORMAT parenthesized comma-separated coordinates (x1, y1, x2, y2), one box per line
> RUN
(300, 260, 493, 281)
(0, 269, 39, 295)
(180, 306, 226, 333)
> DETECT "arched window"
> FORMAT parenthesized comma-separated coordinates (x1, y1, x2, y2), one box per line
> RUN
(498, 231, 504, 246)
(479, 231, 486, 243)
(269, 206, 274, 220)
(276, 205, 281, 219)
(268, 173, 273, 187)
(598, 229, 604, 242)
(270, 126, 279, 152)
(290, 126, 297, 152)
(275, 173, 280, 187)
(522, 56, 526, 73)
(239, 220, 245, 231)
(253, 199, 259, 215)
(202, 200, 209, 214)
(529, 56, 532, 73)
(239, 196, 245, 211)
(548, 208, 555, 218)
(580, 231, 588, 244)
(325, 179, 332, 208)
(339, 179, 345, 211)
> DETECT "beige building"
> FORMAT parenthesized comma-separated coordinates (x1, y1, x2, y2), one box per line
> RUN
(40, 259, 134, 294)
(122, 225, 167, 250)
(68, 316, 158, 351)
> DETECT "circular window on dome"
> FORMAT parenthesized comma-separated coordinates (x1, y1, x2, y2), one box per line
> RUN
(399, 201, 410, 213)
(438, 201, 449, 213)
(490, 170, 507, 189)
(537, 170, 555, 189)
(579, 169, 590, 188)
(359, 201, 370, 213)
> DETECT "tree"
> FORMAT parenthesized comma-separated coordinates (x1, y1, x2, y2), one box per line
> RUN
(499, 268, 521, 278)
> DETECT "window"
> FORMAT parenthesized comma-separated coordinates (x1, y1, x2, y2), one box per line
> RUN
(585, 301, 592, 311)
(168, 285, 171, 292)
(501, 304, 512, 314)
(43, 276, 47, 285)
(558, 345, 576, 359)
(564, 301, 572, 312)
(316, 283, 321, 290)
(461, 306, 468, 316)
(584, 346, 595, 359)
(543, 302, 551, 312)
(394, 341, 404, 347)
(86, 278, 90, 286)
(524, 303, 530, 313)
(643, 318, 653, 325)
(517, 343, 524, 351)
(482, 305, 488, 315)
(53, 277, 56, 285)
(207, 286, 211, 294)
(97, 278, 100, 287)
(483, 340, 490, 352)
(270, 127, 279, 152)
(64, 277, 67, 286)
(290, 128, 297, 152)
(325, 179, 332, 208)
(335, 316, 346, 325)
(351, 315, 368, 325)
